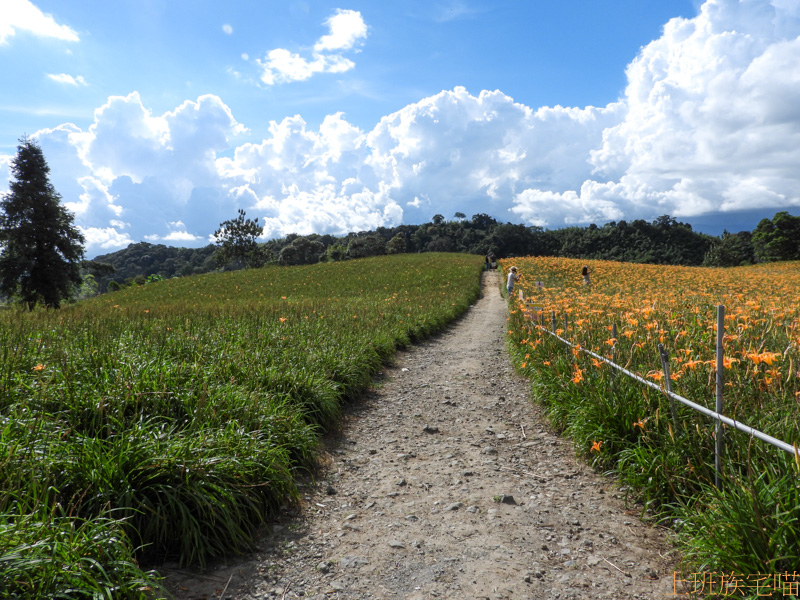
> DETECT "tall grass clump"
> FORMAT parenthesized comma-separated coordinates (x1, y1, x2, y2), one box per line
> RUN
(678, 451, 800, 573)
(0, 253, 483, 597)
(503, 257, 800, 576)
(0, 506, 164, 599)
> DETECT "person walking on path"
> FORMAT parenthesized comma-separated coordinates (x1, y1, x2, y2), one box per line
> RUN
(506, 266, 519, 297)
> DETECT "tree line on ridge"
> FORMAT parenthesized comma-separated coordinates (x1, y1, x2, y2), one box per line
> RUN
(91, 209, 800, 295)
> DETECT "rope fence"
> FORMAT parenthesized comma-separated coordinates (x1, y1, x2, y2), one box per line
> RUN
(520, 296, 799, 485)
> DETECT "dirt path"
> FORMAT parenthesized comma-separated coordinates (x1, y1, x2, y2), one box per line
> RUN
(165, 270, 677, 600)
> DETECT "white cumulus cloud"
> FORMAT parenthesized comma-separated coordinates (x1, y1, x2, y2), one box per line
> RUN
(552, 0, 800, 224)
(212, 87, 625, 234)
(0, 0, 79, 44)
(0, 154, 10, 187)
(363, 88, 625, 224)
(47, 73, 87, 86)
(257, 9, 367, 85)
(215, 111, 387, 238)
(314, 9, 368, 52)
(14, 94, 247, 256)
(79, 226, 134, 250)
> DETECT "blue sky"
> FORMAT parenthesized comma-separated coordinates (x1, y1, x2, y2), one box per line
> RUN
(2, 0, 800, 257)
(1, 1, 698, 137)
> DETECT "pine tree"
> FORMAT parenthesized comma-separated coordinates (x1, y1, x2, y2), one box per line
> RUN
(0, 137, 85, 308)
(212, 209, 265, 268)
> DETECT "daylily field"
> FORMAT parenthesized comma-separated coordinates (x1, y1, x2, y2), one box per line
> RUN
(0, 253, 483, 599)
(504, 257, 800, 575)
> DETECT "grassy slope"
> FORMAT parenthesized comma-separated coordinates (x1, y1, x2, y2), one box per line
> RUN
(0, 253, 483, 599)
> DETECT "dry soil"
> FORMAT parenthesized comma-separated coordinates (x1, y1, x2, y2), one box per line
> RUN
(164, 270, 679, 600)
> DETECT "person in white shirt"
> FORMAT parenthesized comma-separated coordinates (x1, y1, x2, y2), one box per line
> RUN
(506, 266, 519, 297)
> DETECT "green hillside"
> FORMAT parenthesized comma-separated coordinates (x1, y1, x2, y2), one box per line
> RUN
(0, 253, 483, 599)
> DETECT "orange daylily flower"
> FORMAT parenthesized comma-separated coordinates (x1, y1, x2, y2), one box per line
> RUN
(747, 351, 781, 366)
(590, 440, 602, 453)
(722, 357, 740, 369)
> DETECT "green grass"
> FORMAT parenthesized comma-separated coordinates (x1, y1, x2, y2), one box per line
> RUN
(0, 253, 483, 598)
(0, 505, 163, 600)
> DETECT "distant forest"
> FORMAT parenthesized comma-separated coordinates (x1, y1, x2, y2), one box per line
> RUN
(90, 210, 800, 293)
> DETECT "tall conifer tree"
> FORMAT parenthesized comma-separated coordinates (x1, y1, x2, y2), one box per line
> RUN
(213, 209, 265, 268)
(0, 137, 85, 308)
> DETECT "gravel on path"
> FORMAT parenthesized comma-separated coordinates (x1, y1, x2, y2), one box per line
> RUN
(165, 270, 678, 600)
